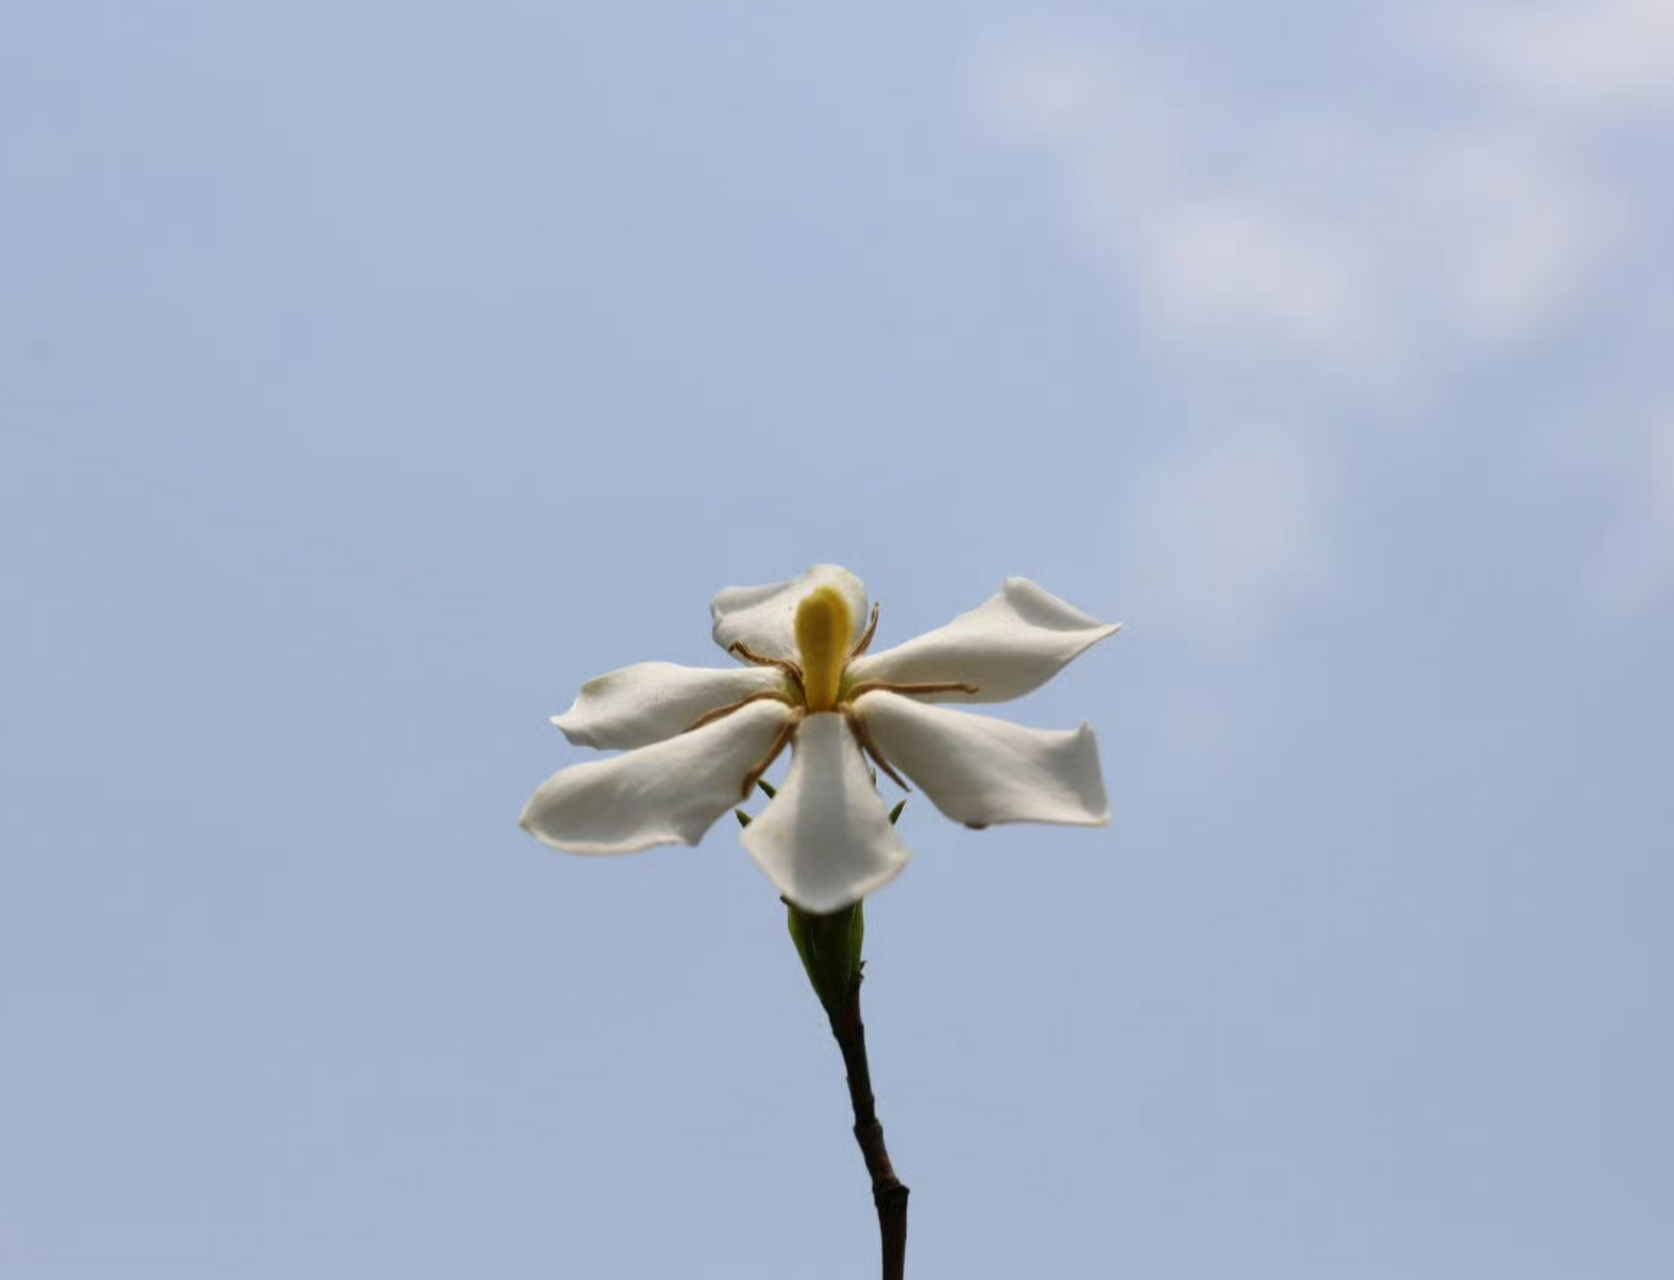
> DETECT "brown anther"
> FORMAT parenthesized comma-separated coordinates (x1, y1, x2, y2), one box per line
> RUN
(850, 602, 881, 658)
(683, 690, 796, 734)
(844, 709, 910, 792)
(844, 680, 979, 701)
(728, 640, 805, 688)
(739, 711, 802, 800)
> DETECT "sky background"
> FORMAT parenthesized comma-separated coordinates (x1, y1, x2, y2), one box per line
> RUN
(3, 2, 1672, 1277)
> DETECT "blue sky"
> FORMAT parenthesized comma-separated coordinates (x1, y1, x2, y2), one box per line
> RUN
(3, 3, 1671, 1277)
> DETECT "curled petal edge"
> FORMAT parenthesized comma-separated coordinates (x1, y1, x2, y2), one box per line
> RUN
(522, 700, 798, 856)
(710, 564, 869, 664)
(854, 690, 1110, 829)
(554, 661, 790, 751)
(739, 712, 911, 912)
(847, 577, 1120, 705)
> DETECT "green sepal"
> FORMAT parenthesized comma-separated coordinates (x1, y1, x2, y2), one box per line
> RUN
(785, 897, 865, 1016)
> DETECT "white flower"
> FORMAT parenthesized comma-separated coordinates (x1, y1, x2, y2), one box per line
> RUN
(520, 565, 1120, 912)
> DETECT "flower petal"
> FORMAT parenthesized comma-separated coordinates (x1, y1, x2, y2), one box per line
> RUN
(854, 690, 1110, 828)
(521, 700, 796, 855)
(710, 565, 868, 662)
(739, 712, 910, 911)
(846, 578, 1119, 704)
(553, 662, 791, 750)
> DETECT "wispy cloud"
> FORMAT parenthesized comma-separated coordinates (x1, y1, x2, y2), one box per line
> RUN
(981, 33, 1620, 370)
(980, 9, 1674, 637)
(1427, 0, 1674, 116)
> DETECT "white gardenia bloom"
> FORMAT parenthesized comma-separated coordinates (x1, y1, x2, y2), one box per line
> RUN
(521, 565, 1120, 912)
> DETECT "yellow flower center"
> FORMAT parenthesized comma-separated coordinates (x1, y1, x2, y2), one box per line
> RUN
(794, 586, 854, 712)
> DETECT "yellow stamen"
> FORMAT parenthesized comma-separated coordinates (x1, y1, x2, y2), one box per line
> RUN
(795, 586, 854, 712)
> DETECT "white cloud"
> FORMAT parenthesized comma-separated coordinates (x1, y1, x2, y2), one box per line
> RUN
(1429, 0, 1674, 115)
(1125, 429, 1327, 643)
(982, 13, 1674, 636)
(981, 32, 1622, 370)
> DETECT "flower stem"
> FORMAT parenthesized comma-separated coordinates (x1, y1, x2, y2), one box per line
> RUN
(828, 983, 909, 1280)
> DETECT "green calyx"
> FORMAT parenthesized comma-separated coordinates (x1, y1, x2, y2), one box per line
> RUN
(785, 897, 865, 1016)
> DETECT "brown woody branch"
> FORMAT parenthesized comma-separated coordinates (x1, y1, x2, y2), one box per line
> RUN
(828, 985, 909, 1280)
